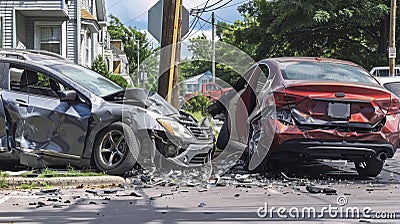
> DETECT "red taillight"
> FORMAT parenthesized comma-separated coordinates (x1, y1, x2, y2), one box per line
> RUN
(376, 97, 400, 115)
(273, 92, 304, 109)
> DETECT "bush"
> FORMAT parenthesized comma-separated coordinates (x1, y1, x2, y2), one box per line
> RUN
(92, 55, 129, 88)
(107, 74, 129, 88)
(184, 95, 211, 117)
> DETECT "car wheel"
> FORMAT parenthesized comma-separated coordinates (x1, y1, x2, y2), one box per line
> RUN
(354, 157, 384, 177)
(94, 122, 138, 175)
(246, 128, 269, 173)
(216, 120, 229, 150)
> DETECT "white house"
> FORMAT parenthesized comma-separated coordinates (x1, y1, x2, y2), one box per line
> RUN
(0, 0, 110, 67)
(184, 70, 213, 94)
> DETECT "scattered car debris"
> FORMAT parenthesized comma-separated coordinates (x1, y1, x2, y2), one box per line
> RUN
(198, 202, 207, 207)
(306, 185, 337, 194)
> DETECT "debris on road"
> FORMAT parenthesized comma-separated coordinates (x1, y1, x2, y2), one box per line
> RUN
(306, 185, 337, 194)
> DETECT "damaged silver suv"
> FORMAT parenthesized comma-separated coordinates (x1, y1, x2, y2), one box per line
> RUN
(0, 50, 214, 175)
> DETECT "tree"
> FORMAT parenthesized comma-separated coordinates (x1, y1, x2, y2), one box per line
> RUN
(92, 55, 128, 88)
(181, 34, 243, 86)
(108, 15, 154, 85)
(92, 54, 111, 77)
(218, 0, 393, 70)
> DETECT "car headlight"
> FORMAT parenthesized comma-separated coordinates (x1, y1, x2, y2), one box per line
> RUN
(157, 118, 194, 140)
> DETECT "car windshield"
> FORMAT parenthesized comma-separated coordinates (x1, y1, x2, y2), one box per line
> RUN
(280, 62, 378, 85)
(384, 82, 400, 97)
(49, 63, 124, 97)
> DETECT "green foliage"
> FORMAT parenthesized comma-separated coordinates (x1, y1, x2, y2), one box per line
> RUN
(181, 34, 241, 86)
(108, 15, 154, 85)
(184, 95, 211, 117)
(91, 55, 129, 88)
(21, 166, 106, 178)
(218, 0, 393, 70)
(108, 74, 129, 88)
(0, 171, 8, 188)
(92, 55, 111, 77)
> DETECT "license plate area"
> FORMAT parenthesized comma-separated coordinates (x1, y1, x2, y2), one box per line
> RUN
(328, 102, 350, 119)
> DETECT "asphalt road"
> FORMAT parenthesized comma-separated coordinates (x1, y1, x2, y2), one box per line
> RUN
(1, 154, 400, 224)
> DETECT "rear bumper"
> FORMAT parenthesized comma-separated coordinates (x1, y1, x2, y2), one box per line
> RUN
(270, 139, 394, 161)
(267, 119, 399, 161)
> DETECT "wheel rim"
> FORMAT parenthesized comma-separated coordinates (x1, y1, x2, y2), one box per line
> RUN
(356, 161, 368, 169)
(99, 130, 126, 167)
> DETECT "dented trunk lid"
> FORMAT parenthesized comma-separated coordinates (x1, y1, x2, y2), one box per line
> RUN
(283, 81, 393, 130)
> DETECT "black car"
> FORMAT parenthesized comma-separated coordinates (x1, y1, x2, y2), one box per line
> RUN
(0, 50, 214, 175)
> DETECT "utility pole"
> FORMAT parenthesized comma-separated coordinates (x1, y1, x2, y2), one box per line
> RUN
(212, 12, 216, 83)
(389, 0, 397, 76)
(135, 38, 140, 84)
(158, 0, 182, 107)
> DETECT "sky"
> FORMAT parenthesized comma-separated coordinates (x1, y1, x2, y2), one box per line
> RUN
(105, 0, 248, 43)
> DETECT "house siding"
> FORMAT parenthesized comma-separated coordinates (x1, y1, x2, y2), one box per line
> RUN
(67, 0, 78, 63)
(0, 0, 64, 48)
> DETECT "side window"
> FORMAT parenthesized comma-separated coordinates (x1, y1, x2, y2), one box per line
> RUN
(250, 64, 270, 95)
(9, 66, 65, 98)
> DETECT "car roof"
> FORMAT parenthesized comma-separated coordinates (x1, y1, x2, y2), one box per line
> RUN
(0, 49, 69, 62)
(262, 57, 361, 67)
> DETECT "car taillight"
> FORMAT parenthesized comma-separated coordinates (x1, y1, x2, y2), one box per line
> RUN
(375, 97, 400, 115)
(273, 92, 304, 109)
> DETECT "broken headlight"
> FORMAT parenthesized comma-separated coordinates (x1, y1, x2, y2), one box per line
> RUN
(157, 118, 195, 141)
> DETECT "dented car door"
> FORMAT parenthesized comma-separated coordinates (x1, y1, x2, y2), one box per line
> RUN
(4, 64, 91, 158)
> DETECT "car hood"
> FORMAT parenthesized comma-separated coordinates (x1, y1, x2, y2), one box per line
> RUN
(104, 88, 180, 116)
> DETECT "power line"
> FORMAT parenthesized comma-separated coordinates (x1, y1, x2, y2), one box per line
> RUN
(217, 0, 250, 10)
(196, 15, 235, 31)
(190, 0, 224, 14)
(123, 9, 148, 25)
(186, 0, 211, 38)
(184, 16, 212, 39)
(107, 0, 123, 10)
(215, 14, 234, 23)
(201, 0, 233, 13)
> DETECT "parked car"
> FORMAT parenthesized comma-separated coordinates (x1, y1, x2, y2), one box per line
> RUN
(209, 57, 400, 177)
(370, 66, 400, 77)
(185, 83, 233, 103)
(376, 76, 400, 98)
(0, 50, 214, 175)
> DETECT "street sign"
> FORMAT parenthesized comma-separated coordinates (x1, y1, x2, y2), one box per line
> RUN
(389, 47, 397, 59)
(148, 0, 189, 43)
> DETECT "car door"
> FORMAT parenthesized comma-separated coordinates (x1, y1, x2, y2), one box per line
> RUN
(231, 63, 270, 143)
(5, 64, 91, 157)
(1, 64, 30, 150)
(0, 63, 10, 152)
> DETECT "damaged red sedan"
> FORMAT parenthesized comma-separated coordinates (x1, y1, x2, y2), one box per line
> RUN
(210, 57, 400, 177)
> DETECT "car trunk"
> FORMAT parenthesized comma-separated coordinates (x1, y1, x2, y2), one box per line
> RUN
(277, 81, 397, 132)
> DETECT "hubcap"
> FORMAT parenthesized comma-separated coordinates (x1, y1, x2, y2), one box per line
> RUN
(99, 130, 126, 167)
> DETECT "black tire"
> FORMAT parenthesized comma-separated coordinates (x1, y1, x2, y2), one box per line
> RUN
(93, 122, 138, 175)
(354, 157, 384, 177)
(216, 120, 229, 150)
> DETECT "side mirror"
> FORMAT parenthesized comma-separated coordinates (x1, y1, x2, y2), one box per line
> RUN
(60, 90, 77, 102)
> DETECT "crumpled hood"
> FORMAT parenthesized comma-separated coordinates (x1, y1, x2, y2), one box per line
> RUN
(117, 88, 180, 116)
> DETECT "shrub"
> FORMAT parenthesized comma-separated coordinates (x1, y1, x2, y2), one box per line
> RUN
(184, 95, 211, 117)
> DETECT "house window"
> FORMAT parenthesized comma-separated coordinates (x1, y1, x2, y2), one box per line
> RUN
(34, 21, 66, 56)
(86, 33, 92, 66)
(40, 26, 61, 54)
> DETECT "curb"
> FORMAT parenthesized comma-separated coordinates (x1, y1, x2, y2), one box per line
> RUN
(3, 176, 126, 188)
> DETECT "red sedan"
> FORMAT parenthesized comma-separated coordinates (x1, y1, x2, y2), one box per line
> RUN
(209, 57, 400, 177)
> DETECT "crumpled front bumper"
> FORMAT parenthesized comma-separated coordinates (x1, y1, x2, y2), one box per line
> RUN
(166, 142, 214, 167)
